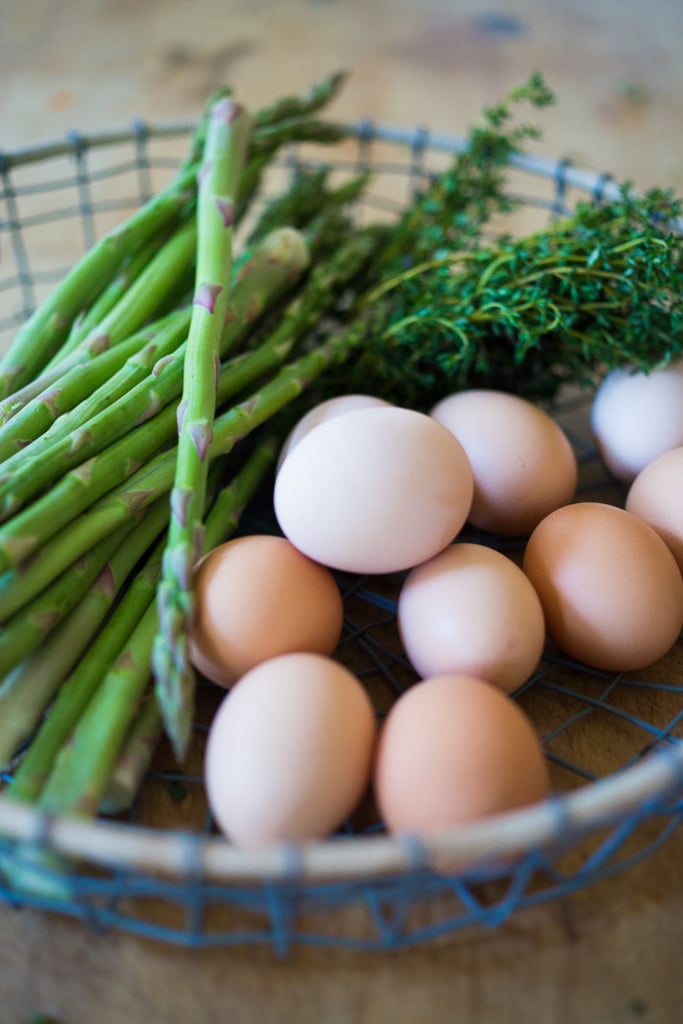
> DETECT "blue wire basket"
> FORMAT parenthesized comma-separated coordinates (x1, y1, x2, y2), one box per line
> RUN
(0, 115, 682, 953)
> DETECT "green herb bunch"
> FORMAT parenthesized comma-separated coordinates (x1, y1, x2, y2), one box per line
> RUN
(355, 184, 683, 407)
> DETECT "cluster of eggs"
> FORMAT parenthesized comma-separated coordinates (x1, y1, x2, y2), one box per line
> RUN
(194, 361, 683, 852)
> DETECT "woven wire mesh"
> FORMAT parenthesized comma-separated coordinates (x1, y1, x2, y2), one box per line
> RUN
(0, 119, 683, 952)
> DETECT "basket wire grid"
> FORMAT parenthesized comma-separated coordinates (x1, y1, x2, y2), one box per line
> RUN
(0, 117, 683, 952)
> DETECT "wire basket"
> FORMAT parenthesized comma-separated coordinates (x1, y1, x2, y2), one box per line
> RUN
(1, 115, 682, 953)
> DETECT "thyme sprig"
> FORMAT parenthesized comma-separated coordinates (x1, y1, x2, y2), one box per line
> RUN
(354, 174, 683, 407)
(379, 71, 555, 271)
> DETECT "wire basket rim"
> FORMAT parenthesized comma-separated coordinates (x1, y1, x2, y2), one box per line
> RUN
(0, 738, 682, 882)
(1, 118, 682, 887)
(0, 116, 634, 207)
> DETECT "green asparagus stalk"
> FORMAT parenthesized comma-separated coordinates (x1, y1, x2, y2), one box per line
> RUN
(249, 117, 349, 157)
(97, 690, 162, 816)
(152, 96, 251, 760)
(0, 165, 198, 400)
(35, 439, 277, 817)
(0, 220, 194, 432)
(49, 214, 194, 362)
(247, 167, 330, 245)
(247, 167, 370, 248)
(0, 311, 189, 466)
(0, 496, 171, 769)
(0, 307, 184, 431)
(98, 437, 278, 816)
(0, 217, 198, 427)
(56, 231, 174, 363)
(6, 537, 165, 803)
(0, 323, 295, 580)
(251, 71, 347, 129)
(0, 227, 310, 515)
(0, 519, 137, 679)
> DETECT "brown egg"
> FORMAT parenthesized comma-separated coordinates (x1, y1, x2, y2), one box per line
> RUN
(205, 652, 377, 846)
(190, 534, 343, 687)
(430, 389, 577, 535)
(626, 446, 683, 575)
(523, 502, 683, 671)
(397, 542, 546, 694)
(373, 674, 550, 836)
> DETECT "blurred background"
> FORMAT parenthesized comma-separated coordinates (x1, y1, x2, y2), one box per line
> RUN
(3, 0, 683, 190)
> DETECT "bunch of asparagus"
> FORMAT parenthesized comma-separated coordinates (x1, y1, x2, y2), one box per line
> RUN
(0, 73, 390, 822)
(1, 70, 681, 834)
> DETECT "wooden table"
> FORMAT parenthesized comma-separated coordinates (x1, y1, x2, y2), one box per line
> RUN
(2, 1, 683, 1020)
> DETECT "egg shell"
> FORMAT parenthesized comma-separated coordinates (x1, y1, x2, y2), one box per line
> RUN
(397, 542, 546, 693)
(430, 388, 578, 536)
(590, 361, 683, 483)
(190, 535, 343, 687)
(373, 674, 550, 836)
(276, 393, 391, 472)
(523, 501, 683, 672)
(204, 652, 377, 846)
(273, 405, 474, 574)
(625, 446, 683, 576)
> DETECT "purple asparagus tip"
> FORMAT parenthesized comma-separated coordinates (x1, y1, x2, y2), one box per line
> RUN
(210, 97, 245, 125)
(193, 282, 223, 314)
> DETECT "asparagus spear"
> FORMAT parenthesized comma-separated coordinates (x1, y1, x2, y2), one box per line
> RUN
(0, 166, 198, 400)
(35, 439, 277, 817)
(0, 217, 198, 426)
(0, 311, 189, 466)
(0, 522, 133, 678)
(251, 71, 347, 129)
(99, 438, 278, 816)
(0, 495, 171, 768)
(55, 231, 175, 363)
(5, 535, 166, 803)
(0, 323, 292, 579)
(0, 227, 310, 515)
(97, 690, 163, 816)
(152, 96, 251, 762)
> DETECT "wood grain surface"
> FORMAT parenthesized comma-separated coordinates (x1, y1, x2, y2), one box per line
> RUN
(2, 1, 683, 1022)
